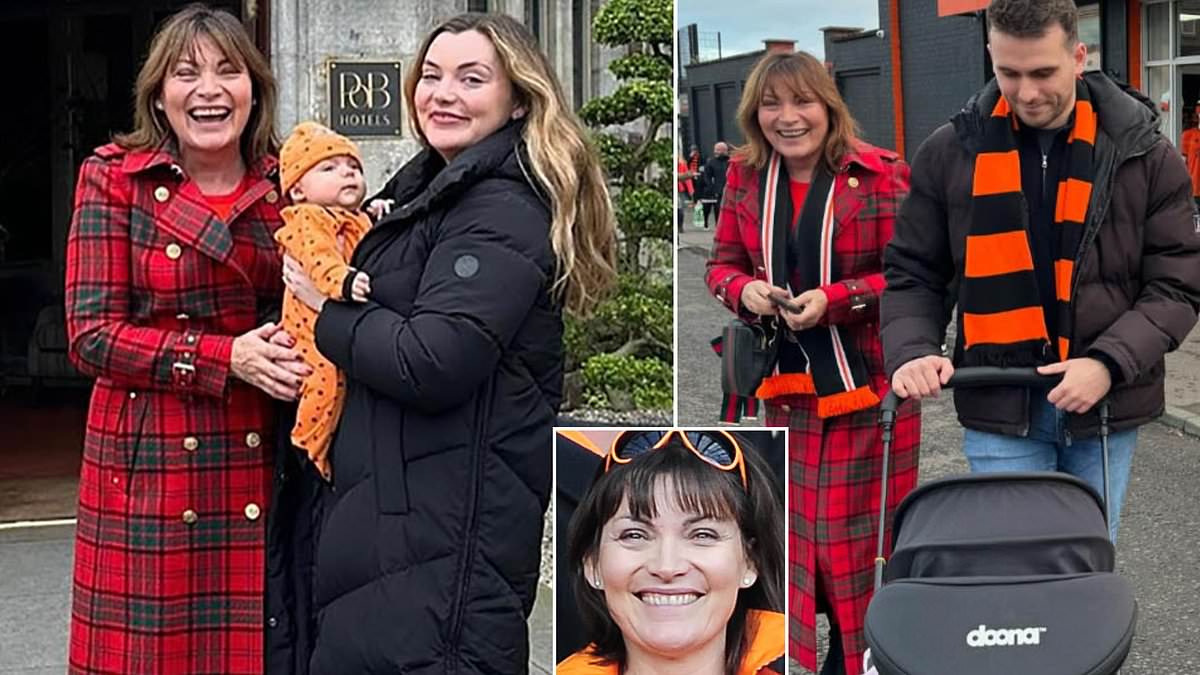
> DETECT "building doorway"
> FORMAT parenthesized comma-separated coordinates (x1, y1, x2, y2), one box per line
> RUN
(1142, 0, 1200, 146)
(0, 1, 255, 523)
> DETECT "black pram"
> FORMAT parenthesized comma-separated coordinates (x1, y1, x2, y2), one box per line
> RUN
(863, 368, 1137, 675)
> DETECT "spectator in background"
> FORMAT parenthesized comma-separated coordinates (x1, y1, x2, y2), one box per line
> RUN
(678, 152, 695, 232)
(688, 143, 704, 177)
(699, 141, 731, 229)
(1180, 108, 1200, 208)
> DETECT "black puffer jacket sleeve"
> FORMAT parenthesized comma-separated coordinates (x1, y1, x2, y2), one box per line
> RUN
(314, 188, 549, 413)
(1087, 140, 1200, 382)
(881, 124, 958, 377)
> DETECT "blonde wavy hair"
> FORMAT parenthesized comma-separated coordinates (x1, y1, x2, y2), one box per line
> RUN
(735, 51, 860, 172)
(115, 3, 278, 162)
(404, 13, 617, 316)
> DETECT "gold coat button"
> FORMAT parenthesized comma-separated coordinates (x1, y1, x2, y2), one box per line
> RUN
(183, 436, 199, 452)
(165, 243, 182, 260)
(182, 509, 198, 525)
(154, 186, 171, 202)
(848, 177, 860, 189)
(246, 432, 262, 448)
(265, 190, 279, 204)
(244, 503, 261, 521)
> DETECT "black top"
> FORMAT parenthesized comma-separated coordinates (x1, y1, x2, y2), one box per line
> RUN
(1017, 119, 1069, 342)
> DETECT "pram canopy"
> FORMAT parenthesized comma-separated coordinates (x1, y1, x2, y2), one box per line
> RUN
(885, 472, 1114, 582)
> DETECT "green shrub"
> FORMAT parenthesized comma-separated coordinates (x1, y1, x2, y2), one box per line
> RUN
(582, 353, 674, 411)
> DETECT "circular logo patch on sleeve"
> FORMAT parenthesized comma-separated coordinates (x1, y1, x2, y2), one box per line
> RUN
(454, 254, 480, 278)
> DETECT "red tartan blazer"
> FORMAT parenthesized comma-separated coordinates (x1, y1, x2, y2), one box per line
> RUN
(65, 141, 285, 674)
(705, 141, 912, 394)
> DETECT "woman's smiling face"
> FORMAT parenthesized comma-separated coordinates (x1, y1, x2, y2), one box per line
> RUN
(590, 482, 756, 660)
(413, 29, 523, 163)
(158, 36, 253, 160)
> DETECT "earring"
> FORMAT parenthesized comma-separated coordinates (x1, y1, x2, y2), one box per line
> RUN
(155, 101, 164, 111)
(592, 578, 603, 589)
(742, 576, 755, 587)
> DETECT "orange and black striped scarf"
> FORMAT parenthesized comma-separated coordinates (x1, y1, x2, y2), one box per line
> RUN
(961, 80, 1096, 367)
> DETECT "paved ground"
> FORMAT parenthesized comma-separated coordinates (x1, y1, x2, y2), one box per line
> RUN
(677, 235, 1200, 673)
(0, 522, 553, 673)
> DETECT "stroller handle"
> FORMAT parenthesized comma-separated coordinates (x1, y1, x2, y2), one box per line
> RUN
(872, 366, 1112, 592)
(880, 367, 1063, 415)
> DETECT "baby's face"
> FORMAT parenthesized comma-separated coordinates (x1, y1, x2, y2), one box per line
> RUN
(293, 155, 366, 208)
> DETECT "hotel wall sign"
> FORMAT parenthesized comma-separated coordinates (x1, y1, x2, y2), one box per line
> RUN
(328, 61, 402, 136)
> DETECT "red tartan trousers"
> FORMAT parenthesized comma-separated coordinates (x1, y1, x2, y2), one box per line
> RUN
(770, 394, 919, 675)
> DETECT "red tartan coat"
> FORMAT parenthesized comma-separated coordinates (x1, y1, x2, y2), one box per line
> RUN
(705, 143, 921, 674)
(65, 142, 284, 674)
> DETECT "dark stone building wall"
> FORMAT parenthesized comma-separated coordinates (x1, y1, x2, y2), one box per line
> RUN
(683, 50, 765, 155)
(826, 30, 893, 150)
(898, 3, 986, 156)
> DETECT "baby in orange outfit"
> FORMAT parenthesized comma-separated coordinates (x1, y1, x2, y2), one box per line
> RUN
(276, 121, 374, 480)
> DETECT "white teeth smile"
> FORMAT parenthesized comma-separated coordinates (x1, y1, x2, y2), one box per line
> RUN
(776, 129, 809, 138)
(639, 593, 701, 606)
(189, 107, 231, 121)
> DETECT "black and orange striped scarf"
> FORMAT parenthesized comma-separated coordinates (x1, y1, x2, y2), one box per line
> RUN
(961, 79, 1096, 367)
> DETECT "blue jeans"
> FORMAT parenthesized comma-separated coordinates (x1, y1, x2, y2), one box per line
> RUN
(962, 392, 1137, 542)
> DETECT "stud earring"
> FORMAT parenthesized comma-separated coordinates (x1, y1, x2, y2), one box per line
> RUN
(155, 101, 164, 111)
(592, 578, 603, 589)
(742, 576, 755, 587)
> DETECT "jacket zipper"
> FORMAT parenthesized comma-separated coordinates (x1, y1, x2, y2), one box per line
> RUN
(447, 376, 496, 671)
(1041, 153, 1048, 197)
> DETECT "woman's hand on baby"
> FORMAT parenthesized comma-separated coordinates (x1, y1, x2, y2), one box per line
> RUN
(231, 322, 310, 401)
(366, 199, 395, 220)
(350, 271, 372, 302)
(282, 255, 327, 312)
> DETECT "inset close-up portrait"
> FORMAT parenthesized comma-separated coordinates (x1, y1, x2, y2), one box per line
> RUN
(554, 429, 786, 675)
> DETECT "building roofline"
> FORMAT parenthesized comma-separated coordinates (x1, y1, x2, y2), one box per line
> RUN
(684, 49, 766, 69)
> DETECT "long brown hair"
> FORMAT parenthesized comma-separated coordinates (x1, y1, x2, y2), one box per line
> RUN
(115, 4, 278, 162)
(404, 13, 617, 317)
(735, 51, 860, 171)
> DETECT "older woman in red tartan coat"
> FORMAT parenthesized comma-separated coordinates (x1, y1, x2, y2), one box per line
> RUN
(64, 8, 308, 673)
(705, 52, 921, 675)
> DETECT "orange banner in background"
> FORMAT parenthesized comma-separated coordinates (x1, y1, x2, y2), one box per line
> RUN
(938, 0, 989, 16)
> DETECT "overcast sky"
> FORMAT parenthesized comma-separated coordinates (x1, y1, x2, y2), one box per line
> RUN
(677, 0, 881, 61)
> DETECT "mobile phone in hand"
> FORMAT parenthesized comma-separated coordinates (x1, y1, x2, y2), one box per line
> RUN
(769, 294, 804, 313)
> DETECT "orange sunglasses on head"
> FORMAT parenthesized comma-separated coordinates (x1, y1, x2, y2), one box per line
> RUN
(605, 429, 748, 489)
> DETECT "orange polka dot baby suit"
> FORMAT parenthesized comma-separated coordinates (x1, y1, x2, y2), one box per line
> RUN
(276, 122, 372, 479)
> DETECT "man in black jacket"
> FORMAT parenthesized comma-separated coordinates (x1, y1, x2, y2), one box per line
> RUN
(699, 141, 730, 228)
(882, 0, 1200, 542)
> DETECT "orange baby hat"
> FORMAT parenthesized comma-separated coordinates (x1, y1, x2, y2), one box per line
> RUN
(280, 121, 363, 195)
